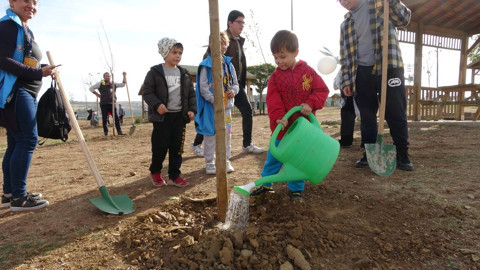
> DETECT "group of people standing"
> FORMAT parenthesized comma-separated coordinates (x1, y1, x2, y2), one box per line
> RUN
(0, 0, 415, 212)
(141, 10, 265, 188)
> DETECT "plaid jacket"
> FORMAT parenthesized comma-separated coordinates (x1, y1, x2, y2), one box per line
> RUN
(339, 0, 411, 93)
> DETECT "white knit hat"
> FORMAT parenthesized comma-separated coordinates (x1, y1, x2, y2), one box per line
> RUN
(158, 37, 180, 59)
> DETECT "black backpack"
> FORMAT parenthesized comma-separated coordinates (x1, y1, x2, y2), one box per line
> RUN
(36, 79, 71, 144)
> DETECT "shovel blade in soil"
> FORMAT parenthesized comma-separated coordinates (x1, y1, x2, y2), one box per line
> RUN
(365, 135, 396, 177)
(89, 186, 135, 215)
(129, 124, 136, 135)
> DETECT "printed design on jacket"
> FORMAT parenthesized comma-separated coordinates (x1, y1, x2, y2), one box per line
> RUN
(302, 74, 313, 91)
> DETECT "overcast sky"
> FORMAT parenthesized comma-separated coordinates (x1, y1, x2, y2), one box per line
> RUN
(7, 0, 466, 103)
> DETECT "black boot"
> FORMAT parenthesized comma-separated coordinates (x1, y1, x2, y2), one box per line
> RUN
(355, 152, 368, 168)
(339, 135, 353, 148)
(397, 147, 414, 171)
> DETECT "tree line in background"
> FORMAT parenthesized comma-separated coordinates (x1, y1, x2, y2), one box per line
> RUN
(469, 35, 480, 63)
(469, 35, 479, 82)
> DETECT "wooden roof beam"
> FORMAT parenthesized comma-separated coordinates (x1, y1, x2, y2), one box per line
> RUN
(407, 22, 466, 39)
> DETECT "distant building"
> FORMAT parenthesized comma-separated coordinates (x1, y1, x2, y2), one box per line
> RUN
(327, 94, 342, 107)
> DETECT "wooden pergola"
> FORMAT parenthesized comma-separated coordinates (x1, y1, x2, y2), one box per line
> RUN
(400, 0, 480, 121)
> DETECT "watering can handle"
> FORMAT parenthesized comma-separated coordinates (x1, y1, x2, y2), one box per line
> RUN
(269, 106, 320, 150)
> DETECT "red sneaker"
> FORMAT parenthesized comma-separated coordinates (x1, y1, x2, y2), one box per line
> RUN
(167, 176, 189, 187)
(149, 173, 166, 187)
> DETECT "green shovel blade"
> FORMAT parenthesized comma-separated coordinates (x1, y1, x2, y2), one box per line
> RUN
(365, 135, 396, 177)
(129, 124, 136, 135)
(89, 186, 135, 215)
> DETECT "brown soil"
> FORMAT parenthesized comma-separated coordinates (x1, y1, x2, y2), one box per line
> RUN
(1, 107, 480, 270)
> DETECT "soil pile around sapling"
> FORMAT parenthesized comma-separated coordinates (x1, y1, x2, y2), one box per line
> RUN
(1, 108, 479, 269)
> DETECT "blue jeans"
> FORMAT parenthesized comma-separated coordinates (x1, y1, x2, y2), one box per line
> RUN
(2, 88, 38, 198)
(260, 139, 305, 192)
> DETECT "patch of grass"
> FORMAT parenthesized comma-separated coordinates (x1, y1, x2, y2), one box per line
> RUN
(0, 226, 92, 265)
(0, 242, 15, 262)
(0, 237, 64, 265)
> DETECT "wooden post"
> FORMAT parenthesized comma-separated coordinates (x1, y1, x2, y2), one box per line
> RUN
(208, 0, 228, 222)
(457, 35, 469, 120)
(111, 73, 116, 136)
(413, 23, 423, 121)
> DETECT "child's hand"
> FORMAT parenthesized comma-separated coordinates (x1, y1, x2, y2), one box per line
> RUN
(226, 90, 235, 99)
(187, 111, 195, 120)
(300, 103, 312, 116)
(276, 119, 288, 130)
(343, 86, 353, 97)
(157, 104, 168, 115)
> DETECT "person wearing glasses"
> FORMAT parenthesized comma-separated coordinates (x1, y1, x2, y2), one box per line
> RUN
(190, 10, 264, 157)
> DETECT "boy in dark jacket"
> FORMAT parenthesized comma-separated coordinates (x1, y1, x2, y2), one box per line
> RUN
(142, 37, 196, 187)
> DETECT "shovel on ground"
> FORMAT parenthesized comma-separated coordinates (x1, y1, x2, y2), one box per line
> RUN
(364, 0, 396, 176)
(124, 76, 136, 135)
(47, 52, 135, 215)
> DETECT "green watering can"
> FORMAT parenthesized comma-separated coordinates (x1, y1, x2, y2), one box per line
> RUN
(234, 106, 340, 195)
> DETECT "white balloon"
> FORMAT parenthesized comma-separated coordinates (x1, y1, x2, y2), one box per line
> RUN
(317, 56, 338, 75)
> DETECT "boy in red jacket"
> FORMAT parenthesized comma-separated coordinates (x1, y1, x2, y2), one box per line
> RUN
(251, 30, 330, 201)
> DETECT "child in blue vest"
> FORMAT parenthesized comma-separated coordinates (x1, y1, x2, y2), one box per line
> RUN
(194, 31, 239, 175)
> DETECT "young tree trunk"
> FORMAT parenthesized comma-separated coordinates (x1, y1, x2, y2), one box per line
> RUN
(208, 0, 228, 222)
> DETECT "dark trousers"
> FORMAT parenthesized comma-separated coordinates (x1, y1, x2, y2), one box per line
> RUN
(234, 83, 253, 148)
(339, 96, 356, 146)
(354, 66, 409, 149)
(149, 112, 186, 179)
(100, 104, 123, 135)
(192, 83, 253, 148)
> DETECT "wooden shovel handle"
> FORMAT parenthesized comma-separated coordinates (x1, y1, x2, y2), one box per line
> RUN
(124, 77, 135, 122)
(378, 0, 389, 135)
(47, 51, 106, 188)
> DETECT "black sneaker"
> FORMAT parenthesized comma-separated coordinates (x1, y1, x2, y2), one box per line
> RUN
(288, 191, 304, 202)
(355, 153, 368, 168)
(10, 193, 49, 212)
(250, 185, 274, 197)
(397, 149, 414, 171)
(1, 194, 11, 208)
(2, 193, 42, 208)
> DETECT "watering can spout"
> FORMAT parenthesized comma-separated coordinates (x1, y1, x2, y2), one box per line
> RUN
(233, 165, 307, 195)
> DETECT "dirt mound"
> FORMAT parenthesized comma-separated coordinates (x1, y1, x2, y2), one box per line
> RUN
(1, 109, 479, 269)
